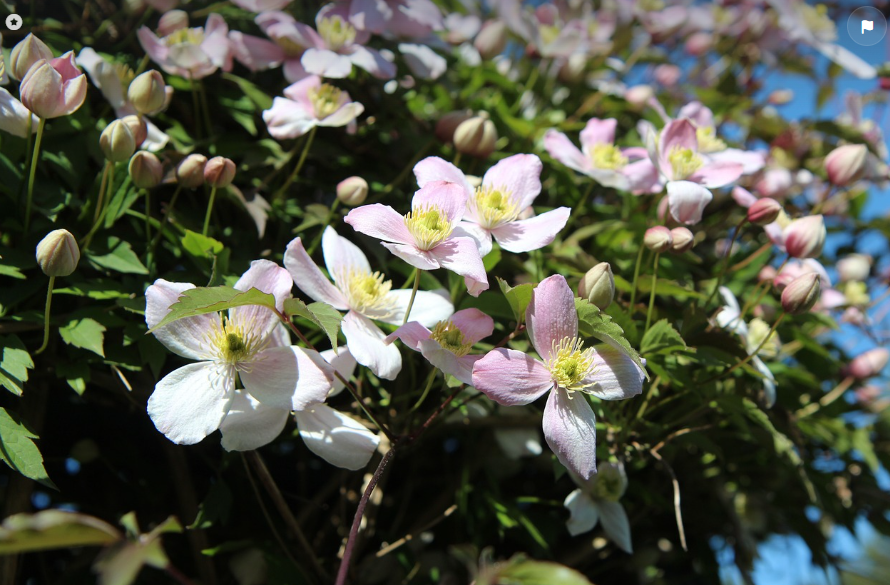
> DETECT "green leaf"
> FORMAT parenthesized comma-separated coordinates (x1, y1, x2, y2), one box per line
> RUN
(181, 230, 225, 258)
(483, 247, 502, 272)
(221, 73, 273, 110)
(0, 510, 120, 554)
(59, 318, 107, 357)
(488, 558, 594, 585)
(283, 299, 342, 350)
(86, 237, 148, 275)
(575, 298, 648, 378)
(189, 482, 233, 530)
(0, 335, 33, 396)
(640, 319, 687, 355)
(497, 277, 534, 323)
(149, 286, 277, 332)
(0, 408, 55, 489)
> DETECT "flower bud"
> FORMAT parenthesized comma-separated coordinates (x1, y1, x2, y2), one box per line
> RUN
(100, 119, 136, 163)
(848, 348, 889, 380)
(758, 265, 777, 283)
(120, 114, 148, 147)
(768, 89, 794, 105)
(781, 272, 821, 314)
(578, 262, 614, 310)
(204, 156, 236, 188)
(128, 70, 167, 115)
(684, 32, 712, 56)
(129, 151, 164, 189)
(825, 144, 867, 186)
(625, 85, 654, 108)
(643, 226, 673, 252)
(435, 110, 474, 144)
(36, 229, 80, 277)
(336, 176, 369, 206)
(453, 115, 497, 158)
(654, 64, 681, 87)
(20, 52, 88, 119)
(10, 35, 54, 81)
(669, 227, 694, 253)
(157, 10, 189, 37)
(747, 198, 782, 226)
(176, 154, 207, 188)
(784, 215, 826, 259)
(474, 20, 508, 60)
(837, 254, 871, 282)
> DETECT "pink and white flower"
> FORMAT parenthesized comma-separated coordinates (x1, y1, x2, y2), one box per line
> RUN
(344, 177, 490, 296)
(0, 88, 38, 138)
(284, 226, 454, 380)
(19, 52, 88, 119)
(137, 13, 232, 79)
(471, 275, 645, 478)
(563, 461, 632, 552)
(344, 0, 444, 39)
(263, 75, 363, 140)
(145, 260, 334, 446)
(384, 308, 494, 385)
(673, 102, 766, 175)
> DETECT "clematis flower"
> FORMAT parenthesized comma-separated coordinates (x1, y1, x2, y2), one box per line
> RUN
(232, 0, 292, 10)
(563, 461, 632, 553)
(284, 226, 453, 380)
(384, 308, 494, 385)
(145, 260, 335, 445)
(137, 14, 232, 79)
(413, 155, 570, 257)
(674, 102, 765, 175)
(19, 52, 88, 119)
(343, 0, 444, 39)
(300, 5, 396, 79)
(544, 118, 660, 193)
(263, 75, 363, 140)
(472, 275, 645, 478)
(229, 11, 318, 82)
(0, 88, 38, 138)
(344, 177, 489, 296)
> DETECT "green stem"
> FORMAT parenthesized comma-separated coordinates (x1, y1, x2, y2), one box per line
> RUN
(24, 118, 46, 232)
(19, 115, 32, 198)
(307, 199, 339, 255)
(148, 186, 184, 273)
(408, 369, 438, 414)
(274, 126, 316, 202)
(35, 277, 55, 355)
(144, 188, 152, 243)
(705, 215, 747, 307)
(402, 269, 422, 326)
(92, 162, 112, 225)
(569, 181, 595, 228)
(628, 245, 645, 313)
(81, 162, 116, 251)
(202, 186, 218, 237)
(452, 151, 462, 168)
(644, 252, 660, 334)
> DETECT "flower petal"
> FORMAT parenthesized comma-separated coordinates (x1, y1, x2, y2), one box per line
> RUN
(564, 489, 600, 536)
(263, 96, 315, 140)
(472, 348, 553, 405)
(321, 347, 357, 397)
(688, 161, 744, 189)
(284, 236, 350, 309)
(397, 43, 445, 79)
(452, 222, 493, 257)
(414, 156, 472, 193)
(585, 345, 646, 400)
(543, 387, 597, 479)
(349, 45, 396, 79)
(344, 204, 413, 244)
(381, 242, 441, 270)
(218, 391, 289, 451)
(228, 30, 285, 71)
(301, 48, 353, 78)
(526, 274, 578, 360)
(383, 289, 454, 327)
(598, 500, 633, 553)
(317, 102, 364, 128)
(579, 118, 617, 149)
(147, 362, 233, 445)
(420, 342, 478, 385)
(384, 322, 432, 351)
(450, 308, 495, 344)
(145, 280, 217, 360)
(342, 311, 402, 380)
(543, 130, 590, 175)
(230, 259, 293, 339)
(321, 226, 371, 287)
(490, 207, 570, 253)
(412, 181, 468, 223)
(241, 346, 332, 410)
(658, 119, 697, 179)
(295, 404, 380, 470)
(429, 237, 489, 296)
(667, 180, 713, 225)
(482, 154, 543, 211)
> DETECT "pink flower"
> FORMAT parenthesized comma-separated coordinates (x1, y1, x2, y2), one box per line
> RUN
(544, 118, 660, 194)
(384, 308, 494, 384)
(674, 102, 766, 175)
(345, 0, 444, 39)
(263, 75, 363, 140)
(303, 4, 396, 78)
(137, 14, 233, 79)
(229, 11, 318, 82)
(471, 275, 646, 479)
(783, 214, 826, 259)
(231, 0, 292, 10)
(344, 178, 490, 296)
(847, 348, 890, 380)
(413, 155, 570, 257)
(284, 227, 453, 380)
(19, 52, 87, 119)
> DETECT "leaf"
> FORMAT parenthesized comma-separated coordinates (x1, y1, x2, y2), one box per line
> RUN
(497, 277, 534, 323)
(181, 230, 224, 258)
(0, 408, 55, 489)
(283, 299, 342, 350)
(640, 320, 687, 356)
(0, 510, 120, 554)
(149, 287, 277, 332)
(86, 237, 148, 275)
(59, 318, 107, 357)
(0, 335, 33, 396)
(221, 73, 273, 110)
(189, 481, 233, 530)
(575, 298, 648, 378)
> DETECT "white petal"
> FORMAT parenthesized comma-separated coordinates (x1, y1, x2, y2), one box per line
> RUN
(598, 500, 633, 553)
(382, 288, 454, 327)
(322, 226, 372, 287)
(241, 346, 332, 410)
(564, 489, 599, 536)
(145, 280, 217, 360)
(219, 392, 289, 451)
(295, 404, 380, 470)
(321, 347, 357, 397)
(342, 311, 402, 380)
(147, 362, 233, 444)
(585, 345, 646, 401)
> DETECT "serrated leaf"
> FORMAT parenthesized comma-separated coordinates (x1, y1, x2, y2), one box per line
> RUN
(0, 335, 33, 396)
(0, 407, 55, 489)
(86, 237, 148, 275)
(640, 320, 687, 355)
(575, 298, 648, 378)
(149, 287, 277, 332)
(59, 318, 107, 357)
(497, 277, 534, 323)
(283, 299, 342, 350)
(181, 230, 224, 258)
(0, 510, 120, 554)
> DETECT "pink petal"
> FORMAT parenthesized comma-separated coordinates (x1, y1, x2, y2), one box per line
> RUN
(709, 149, 766, 175)
(344, 204, 413, 244)
(623, 159, 661, 194)
(490, 207, 570, 253)
(321, 226, 371, 287)
(317, 101, 364, 128)
(472, 348, 554, 405)
(732, 186, 758, 208)
(321, 347, 357, 397)
(51, 52, 82, 81)
(349, 45, 397, 79)
(584, 345, 646, 400)
(451, 222, 493, 257)
(667, 180, 713, 225)
(219, 391, 289, 451)
(381, 242, 440, 270)
(230, 259, 293, 339)
(526, 274, 578, 360)
(450, 308, 494, 344)
(229, 31, 286, 71)
(658, 119, 697, 180)
(302, 48, 353, 78)
(282, 74, 320, 107)
(677, 101, 713, 128)
(579, 118, 617, 149)
(419, 340, 476, 385)
(429, 237, 489, 296)
(544, 129, 590, 175)
(482, 153, 544, 211)
(688, 161, 744, 188)
(137, 27, 169, 64)
(145, 280, 217, 360)
(148, 362, 233, 445)
(283, 58, 310, 83)
(543, 387, 597, 479)
(414, 156, 472, 192)
(397, 43, 445, 79)
(342, 311, 402, 380)
(384, 321, 432, 351)
(283, 236, 350, 309)
(263, 96, 316, 140)
(412, 181, 468, 223)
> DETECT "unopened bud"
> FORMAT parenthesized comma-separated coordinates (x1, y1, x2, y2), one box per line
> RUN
(204, 156, 236, 188)
(669, 227, 694, 253)
(625, 85, 654, 108)
(120, 114, 148, 147)
(100, 119, 136, 163)
(129, 151, 164, 189)
(747, 198, 782, 226)
(435, 110, 473, 144)
(9, 34, 53, 81)
(128, 70, 167, 115)
(643, 226, 673, 252)
(837, 253, 872, 282)
(578, 262, 614, 310)
(768, 89, 794, 105)
(176, 154, 207, 188)
(781, 272, 821, 314)
(825, 144, 868, 186)
(848, 348, 889, 380)
(474, 20, 507, 60)
(36, 229, 80, 277)
(157, 10, 189, 37)
(453, 115, 497, 158)
(336, 176, 369, 206)
(784, 215, 825, 259)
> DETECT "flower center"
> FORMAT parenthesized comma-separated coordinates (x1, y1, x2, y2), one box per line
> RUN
(308, 84, 343, 119)
(590, 143, 629, 170)
(317, 15, 356, 51)
(339, 269, 396, 318)
(546, 337, 596, 392)
(696, 126, 726, 154)
(164, 27, 205, 47)
(589, 467, 624, 501)
(404, 205, 453, 250)
(113, 63, 136, 96)
(538, 24, 561, 47)
(668, 145, 703, 180)
(470, 185, 520, 229)
(429, 320, 472, 357)
(208, 315, 264, 367)
(747, 317, 780, 359)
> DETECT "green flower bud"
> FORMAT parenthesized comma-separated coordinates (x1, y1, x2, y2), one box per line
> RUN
(336, 176, 369, 206)
(100, 119, 136, 163)
(36, 229, 80, 277)
(577, 262, 614, 310)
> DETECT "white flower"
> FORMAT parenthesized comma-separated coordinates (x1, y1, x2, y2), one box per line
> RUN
(564, 462, 633, 553)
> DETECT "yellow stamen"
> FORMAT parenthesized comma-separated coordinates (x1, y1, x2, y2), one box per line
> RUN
(696, 126, 726, 154)
(469, 185, 520, 229)
(164, 27, 205, 47)
(114, 63, 136, 97)
(338, 268, 397, 318)
(590, 143, 628, 170)
(308, 83, 343, 119)
(404, 205, 453, 250)
(317, 15, 357, 51)
(429, 320, 472, 357)
(545, 337, 596, 392)
(207, 315, 266, 367)
(667, 145, 703, 180)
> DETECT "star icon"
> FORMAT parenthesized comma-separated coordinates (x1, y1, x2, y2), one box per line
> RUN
(6, 14, 22, 30)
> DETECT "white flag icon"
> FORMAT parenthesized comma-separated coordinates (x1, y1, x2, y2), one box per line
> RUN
(862, 19, 874, 34)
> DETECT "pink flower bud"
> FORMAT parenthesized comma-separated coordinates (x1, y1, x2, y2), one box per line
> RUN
(176, 154, 207, 188)
(669, 227, 695, 253)
(100, 119, 136, 163)
(654, 64, 681, 87)
(855, 385, 881, 404)
(684, 32, 712, 56)
(453, 116, 498, 158)
(204, 156, 236, 188)
(337, 176, 369, 206)
(747, 198, 782, 226)
(36, 229, 80, 277)
(20, 52, 88, 119)
(435, 110, 473, 144)
(474, 20, 507, 60)
(129, 151, 164, 189)
(784, 215, 825, 259)
(643, 226, 673, 252)
(848, 348, 889, 380)
(758, 265, 777, 283)
(9, 34, 53, 81)
(578, 262, 614, 310)
(120, 114, 148, 148)
(825, 144, 867, 186)
(128, 70, 167, 115)
(837, 254, 872, 282)
(781, 272, 821, 314)
(625, 85, 654, 108)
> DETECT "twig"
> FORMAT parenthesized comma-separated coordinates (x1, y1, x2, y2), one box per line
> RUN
(241, 454, 303, 571)
(375, 505, 458, 558)
(641, 444, 687, 551)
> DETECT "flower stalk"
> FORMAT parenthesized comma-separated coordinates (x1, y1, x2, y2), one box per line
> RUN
(24, 117, 46, 232)
(275, 126, 317, 202)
